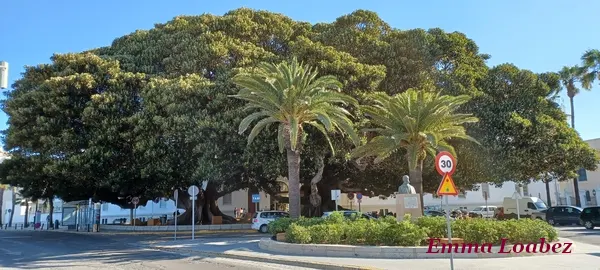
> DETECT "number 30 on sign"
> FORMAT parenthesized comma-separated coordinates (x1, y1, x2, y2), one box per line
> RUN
(435, 151, 456, 176)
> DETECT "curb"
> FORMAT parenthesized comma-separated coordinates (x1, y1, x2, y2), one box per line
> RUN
(259, 238, 575, 259)
(149, 245, 380, 270)
(41, 229, 258, 235)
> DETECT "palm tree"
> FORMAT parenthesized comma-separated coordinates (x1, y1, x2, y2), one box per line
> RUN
(232, 58, 360, 218)
(351, 89, 478, 209)
(581, 49, 600, 89)
(558, 65, 587, 207)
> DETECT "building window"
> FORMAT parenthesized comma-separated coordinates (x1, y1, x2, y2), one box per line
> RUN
(578, 168, 588, 182)
(522, 185, 529, 197)
(222, 193, 232, 205)
(159, 199, 167, 208)
(585, 190, 591, 202)
(102, 203, 109, 211)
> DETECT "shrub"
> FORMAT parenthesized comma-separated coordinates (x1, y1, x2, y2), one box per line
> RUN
(286, 223, 311, 244)
(380, 220, 428, 246)
(278, 212, 558, 247)
(415, 216, 446, 238)
(324, 211, 345, 224)
(267, 217, 294, 235)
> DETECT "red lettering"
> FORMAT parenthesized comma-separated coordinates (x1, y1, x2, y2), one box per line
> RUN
(481, 243, 492, 253)
(539, 238, 550, 253)
(441, 243, 461, 253)
(525, 242, 538, 253)
(498, 238, 511, 253)
(562, 243, 573, 254)
(512, 243, 524, 253)
(427, 238, 440, 253)
(461, 243, 479, 253)
(551, 243, 562, 253)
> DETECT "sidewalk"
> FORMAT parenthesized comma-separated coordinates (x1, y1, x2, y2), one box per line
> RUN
(148, 237, 600, 270)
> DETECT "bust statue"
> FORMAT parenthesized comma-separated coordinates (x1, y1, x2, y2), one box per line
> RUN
(398, 175, 417, 194)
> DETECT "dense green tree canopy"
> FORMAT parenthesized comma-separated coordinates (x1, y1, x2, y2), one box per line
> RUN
(1, 8, 597, 213)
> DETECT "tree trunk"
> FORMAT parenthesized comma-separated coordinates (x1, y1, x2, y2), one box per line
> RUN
(0, 188, 4, 226)
(24, 199, 29, 227)
(9, 188, 16, 226)
(286, 147, 302, 219)
(569, 96, 582, 207)
(545, 180, 552, 207)
(309, 157, 325, 217)
(49, 199, 54, 229)
(129, 208, 134, 224)
(408, 158, 424, 214)
(170, 184, 236, 225)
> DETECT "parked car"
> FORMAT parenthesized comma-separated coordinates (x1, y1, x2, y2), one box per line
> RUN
(580, 206, 600, 230)
(424, 210, 445, 217)
(541, 206, 582, 226)
(469, 206, 498, 218)
(322, 211, 375, 220)
(251, 211, 289, 233)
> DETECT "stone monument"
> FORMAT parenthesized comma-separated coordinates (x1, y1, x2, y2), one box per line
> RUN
(395, 175, 422, 221)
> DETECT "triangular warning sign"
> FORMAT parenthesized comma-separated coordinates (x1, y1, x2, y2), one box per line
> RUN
(436, 174, 459, 196)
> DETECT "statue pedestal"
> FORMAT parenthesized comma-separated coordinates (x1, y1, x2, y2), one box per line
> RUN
(395, 193, 422, 221)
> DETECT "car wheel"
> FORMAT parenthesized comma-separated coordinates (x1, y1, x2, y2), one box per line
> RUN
(548, 218, 556, 226)
(584, 221, 595, 230)
(259, 224, 268, 233)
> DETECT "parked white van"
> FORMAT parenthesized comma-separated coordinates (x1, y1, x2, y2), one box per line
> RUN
(502, 196, 548, 217)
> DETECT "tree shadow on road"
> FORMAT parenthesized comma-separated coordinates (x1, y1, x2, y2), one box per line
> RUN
(0, 231, 197, 269)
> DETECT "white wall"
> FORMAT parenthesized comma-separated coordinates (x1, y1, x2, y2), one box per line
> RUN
(423, 180, 555, 209)
(338, 180, 557, 213)
(1, 188, 63, 225)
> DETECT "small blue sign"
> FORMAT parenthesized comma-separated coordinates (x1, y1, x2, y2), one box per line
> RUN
(356, 193, 363, 200)
(252, 194, 260, 203)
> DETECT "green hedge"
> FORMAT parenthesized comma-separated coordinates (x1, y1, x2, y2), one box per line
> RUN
(270, 212, 558, 246)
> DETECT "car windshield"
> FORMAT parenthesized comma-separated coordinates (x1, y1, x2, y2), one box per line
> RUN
(473, 207, 483, 211)
(534, 201, 548, 209)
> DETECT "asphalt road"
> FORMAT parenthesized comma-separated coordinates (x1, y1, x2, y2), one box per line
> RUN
(0, 230, 310, 270)
(557, 226, 600, 246)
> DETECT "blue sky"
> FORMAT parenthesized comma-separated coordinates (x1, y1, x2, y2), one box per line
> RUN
(2, 0, 599, 141)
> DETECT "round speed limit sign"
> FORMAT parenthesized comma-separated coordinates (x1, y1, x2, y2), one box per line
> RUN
(435, 151, 456, 176)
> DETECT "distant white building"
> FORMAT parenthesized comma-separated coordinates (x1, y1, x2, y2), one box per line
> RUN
(338, 180, 556, 215)
(559, 138, 600, 207)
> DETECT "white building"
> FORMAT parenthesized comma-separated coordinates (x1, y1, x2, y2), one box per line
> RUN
(558, 138, 600, 207)
(338, 180, 556, 215)
(2, 187, 274, 226)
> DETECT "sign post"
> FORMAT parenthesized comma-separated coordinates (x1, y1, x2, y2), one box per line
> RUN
(356, 193, 363, 212)
(347, 193, 355, 210)
(252, 194, 260, 212)
(435, 151, 458, 270)
(331, 190, 341, 211)
(482, 183, 490, 218)
(174, 190, 179, 240)
(512, 191, 522, 220)
(188, 185, 199, 240)
(131, 197, 139, 232)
